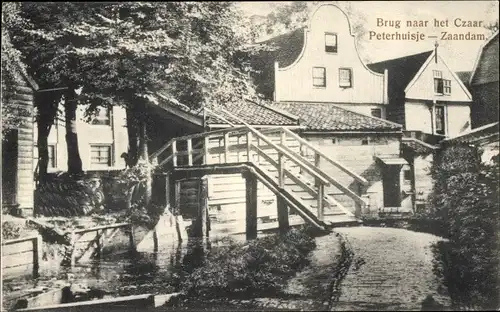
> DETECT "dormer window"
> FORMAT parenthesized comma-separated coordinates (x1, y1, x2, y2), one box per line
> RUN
(312, 67, 326, 87)
(433, 70, 443, 94)
(325, 33, 337, 53)
(339, 68, 352, 88)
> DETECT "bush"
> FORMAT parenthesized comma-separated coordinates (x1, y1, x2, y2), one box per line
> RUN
(429, 144, 499, 310)
(181, 226, 316, 298)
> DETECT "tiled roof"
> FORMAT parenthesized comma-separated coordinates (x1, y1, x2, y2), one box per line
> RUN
(470, 31, 499, 85)
(442, 122, 499, 146)
(204, 100, 299, 126)
(368, 51, 433, 97)
(152, 93, 299, 127)
(402, 138, 438, 155)
(271, 102, 402, 131)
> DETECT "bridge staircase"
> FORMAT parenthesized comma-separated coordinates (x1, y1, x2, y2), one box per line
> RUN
(149, 109, 367, 235)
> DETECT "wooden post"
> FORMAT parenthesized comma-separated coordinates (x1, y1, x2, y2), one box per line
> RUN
(165, 173, 171, 210)
(187, 139, 193, 166)
(317, 183, 324, 220)
(172, 140, 177, 167)
(96, 230, 102, 260)
(174, 180, 181, 215)
(32, 235, 42, 278)
(128, 224, 136, 253)
(204, 136, 209, 165)
(278, 152, 285, 188)
(153, 229, 159, 253)
(245, 173, 258, 240)
(224, 132, 229, 163)
(277, 197, 289, 234)
(247, 131, 253, 162)
(195, 177, 209, 251)
(70, 231, 77, 268)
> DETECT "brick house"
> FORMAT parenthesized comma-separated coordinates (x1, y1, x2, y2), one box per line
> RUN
(2, 63, 39, 216)
(248, 3, 410, 215)
(469, 31, 499, 129)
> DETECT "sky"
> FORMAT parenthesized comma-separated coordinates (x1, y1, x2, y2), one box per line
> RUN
(238, 1, 499, 72)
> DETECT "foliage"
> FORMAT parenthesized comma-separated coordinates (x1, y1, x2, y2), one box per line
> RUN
(12, 3, 260, 112)
(1, 221, 22, 240)
(252, 2, 369, 60)
(1, 3, 32, 139)
(429, 144, 499, 310)
(181, 227, 316, 298)
(111, 161, 163, 228)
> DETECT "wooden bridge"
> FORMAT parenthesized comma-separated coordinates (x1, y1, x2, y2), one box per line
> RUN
(150, 109, 367, 239)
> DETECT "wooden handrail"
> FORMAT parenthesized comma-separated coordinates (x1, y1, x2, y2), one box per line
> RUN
(282, 128, 369, 186)
(207, 108, 330, 186)
(149, 126, 248, 160)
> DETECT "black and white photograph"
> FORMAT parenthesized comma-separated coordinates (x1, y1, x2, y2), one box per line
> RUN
(1, 1, 499, 311)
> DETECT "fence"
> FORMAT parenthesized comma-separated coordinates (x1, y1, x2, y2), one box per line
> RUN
(2, 235, 42, 279)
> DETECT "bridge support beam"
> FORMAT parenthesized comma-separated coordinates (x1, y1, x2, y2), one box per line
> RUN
(245, 173, 258, 240)
(277, 196, 289, 233)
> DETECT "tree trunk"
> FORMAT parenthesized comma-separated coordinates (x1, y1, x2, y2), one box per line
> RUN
(36, 92, 59, 182)
(137, 104, 152, 206)
(64, 87, 83, 176)
(126, 106, 140, 167)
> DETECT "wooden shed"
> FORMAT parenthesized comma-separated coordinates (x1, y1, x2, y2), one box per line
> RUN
(2, 63, 39, 216)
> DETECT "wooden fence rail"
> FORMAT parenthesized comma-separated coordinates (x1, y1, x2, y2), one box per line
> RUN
(2, 234, 42, 279)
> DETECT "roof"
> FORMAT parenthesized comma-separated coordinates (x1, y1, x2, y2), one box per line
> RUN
(149, 93, 299, 127)
(368, 50, 433, 96)
(254, 27, 305, 68)
(204, 100, 300, 126)
(271, 101, 402, 132)
(456, 71, 472, 91)
(402, 138, 438, 155)
(442, 122, 499, 146)
(470, 31, 499, 86)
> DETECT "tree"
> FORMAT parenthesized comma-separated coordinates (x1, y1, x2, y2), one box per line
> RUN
(13, 3, 261, 200)
(429, 144, 499, 309)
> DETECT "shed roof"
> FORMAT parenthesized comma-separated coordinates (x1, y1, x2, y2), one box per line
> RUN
(470, 31, 499, 86)
(271, 101, 402, 132)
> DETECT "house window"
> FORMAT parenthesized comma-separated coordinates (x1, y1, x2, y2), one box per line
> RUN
(325, 33, 337, 53)
(371, 108, 382, 118)
(435, 105, 446, 135)
(403, 169, 412, 181)
(91, 107, 111, 125)
(312, 67, 326, 87)
(339, 68, 352, 88)
(433, 70, 443, 94)
(48, 145, 56, 168)
(90, 145, 112, 166)
(443, 79, 451, 95)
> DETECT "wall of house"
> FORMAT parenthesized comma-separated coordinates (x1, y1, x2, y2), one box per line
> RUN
(405, 100, 471, 137)
(405, 54, 472, 103)
(413, 154, 434, 212)
(471, 82, 499, 128)
(2, 80, 35, 216)
(274, 4, 386, 107)
(33, 104, 128, 172)
(334, 103, 387, 119)
(302, 132, 401, 215)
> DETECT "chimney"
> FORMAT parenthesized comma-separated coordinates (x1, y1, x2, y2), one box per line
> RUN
(434, 41, 439, 63)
